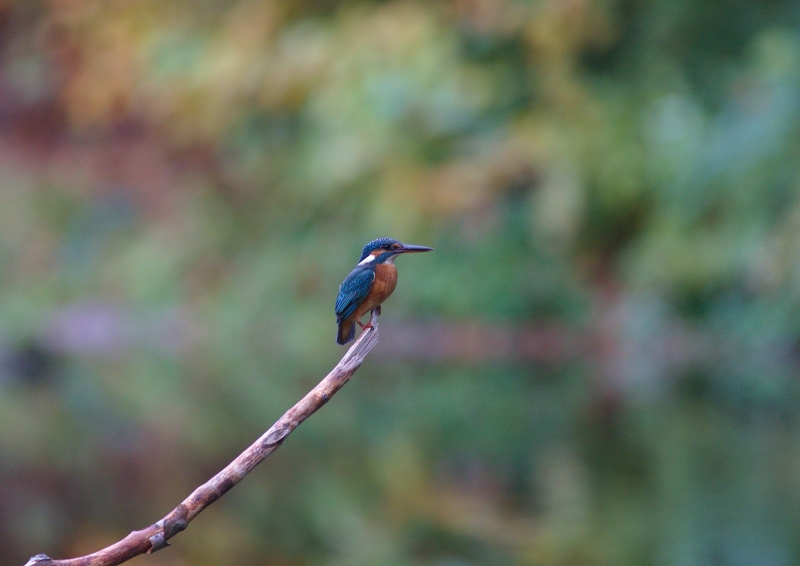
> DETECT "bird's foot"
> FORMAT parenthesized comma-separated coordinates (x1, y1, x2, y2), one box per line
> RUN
(357, 320, 374, 330)
(375, 305, 381, 316)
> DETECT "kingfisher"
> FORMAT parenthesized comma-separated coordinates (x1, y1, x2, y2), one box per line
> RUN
(336, 238, 434, 345)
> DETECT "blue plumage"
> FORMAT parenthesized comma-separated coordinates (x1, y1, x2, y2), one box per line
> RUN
(335, 268, 375, 323)
(335, 238, 434, 345)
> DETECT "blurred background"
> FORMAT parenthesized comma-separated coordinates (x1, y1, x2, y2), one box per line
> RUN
(2, 0, 800, 565)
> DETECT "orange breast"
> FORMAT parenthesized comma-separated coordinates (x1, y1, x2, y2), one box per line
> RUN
(351, 263, 398, 321)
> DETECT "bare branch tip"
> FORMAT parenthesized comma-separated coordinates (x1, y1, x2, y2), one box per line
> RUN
(339, 314, 379, 369)
(24, 555, 52, 566)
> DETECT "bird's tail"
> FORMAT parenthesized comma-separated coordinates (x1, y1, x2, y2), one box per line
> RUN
(337, 320, 356, 345)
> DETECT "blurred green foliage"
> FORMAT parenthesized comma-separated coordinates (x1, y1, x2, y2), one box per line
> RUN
(2, 0, 800, 564)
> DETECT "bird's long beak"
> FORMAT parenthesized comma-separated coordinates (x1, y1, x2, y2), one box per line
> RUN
(399, 244, 434, 253)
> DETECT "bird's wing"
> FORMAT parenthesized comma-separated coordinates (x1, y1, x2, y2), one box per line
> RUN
(335, 267, 375, 323)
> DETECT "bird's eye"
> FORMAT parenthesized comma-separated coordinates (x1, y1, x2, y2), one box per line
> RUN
(383, 244, 391, 250)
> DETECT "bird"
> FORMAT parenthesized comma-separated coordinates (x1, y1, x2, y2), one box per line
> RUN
(335, 238, 433, 345)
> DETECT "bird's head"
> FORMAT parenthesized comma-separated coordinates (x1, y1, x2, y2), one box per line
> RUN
(358, 238, 433, 265)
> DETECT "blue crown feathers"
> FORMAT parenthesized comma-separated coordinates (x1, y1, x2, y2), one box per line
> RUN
(359, 238, 400, 261)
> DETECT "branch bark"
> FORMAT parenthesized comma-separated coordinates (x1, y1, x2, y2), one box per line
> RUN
(24, 312, 381, 566)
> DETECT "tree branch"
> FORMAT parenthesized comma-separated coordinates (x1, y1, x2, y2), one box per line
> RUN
(24, 312, 381, 566)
